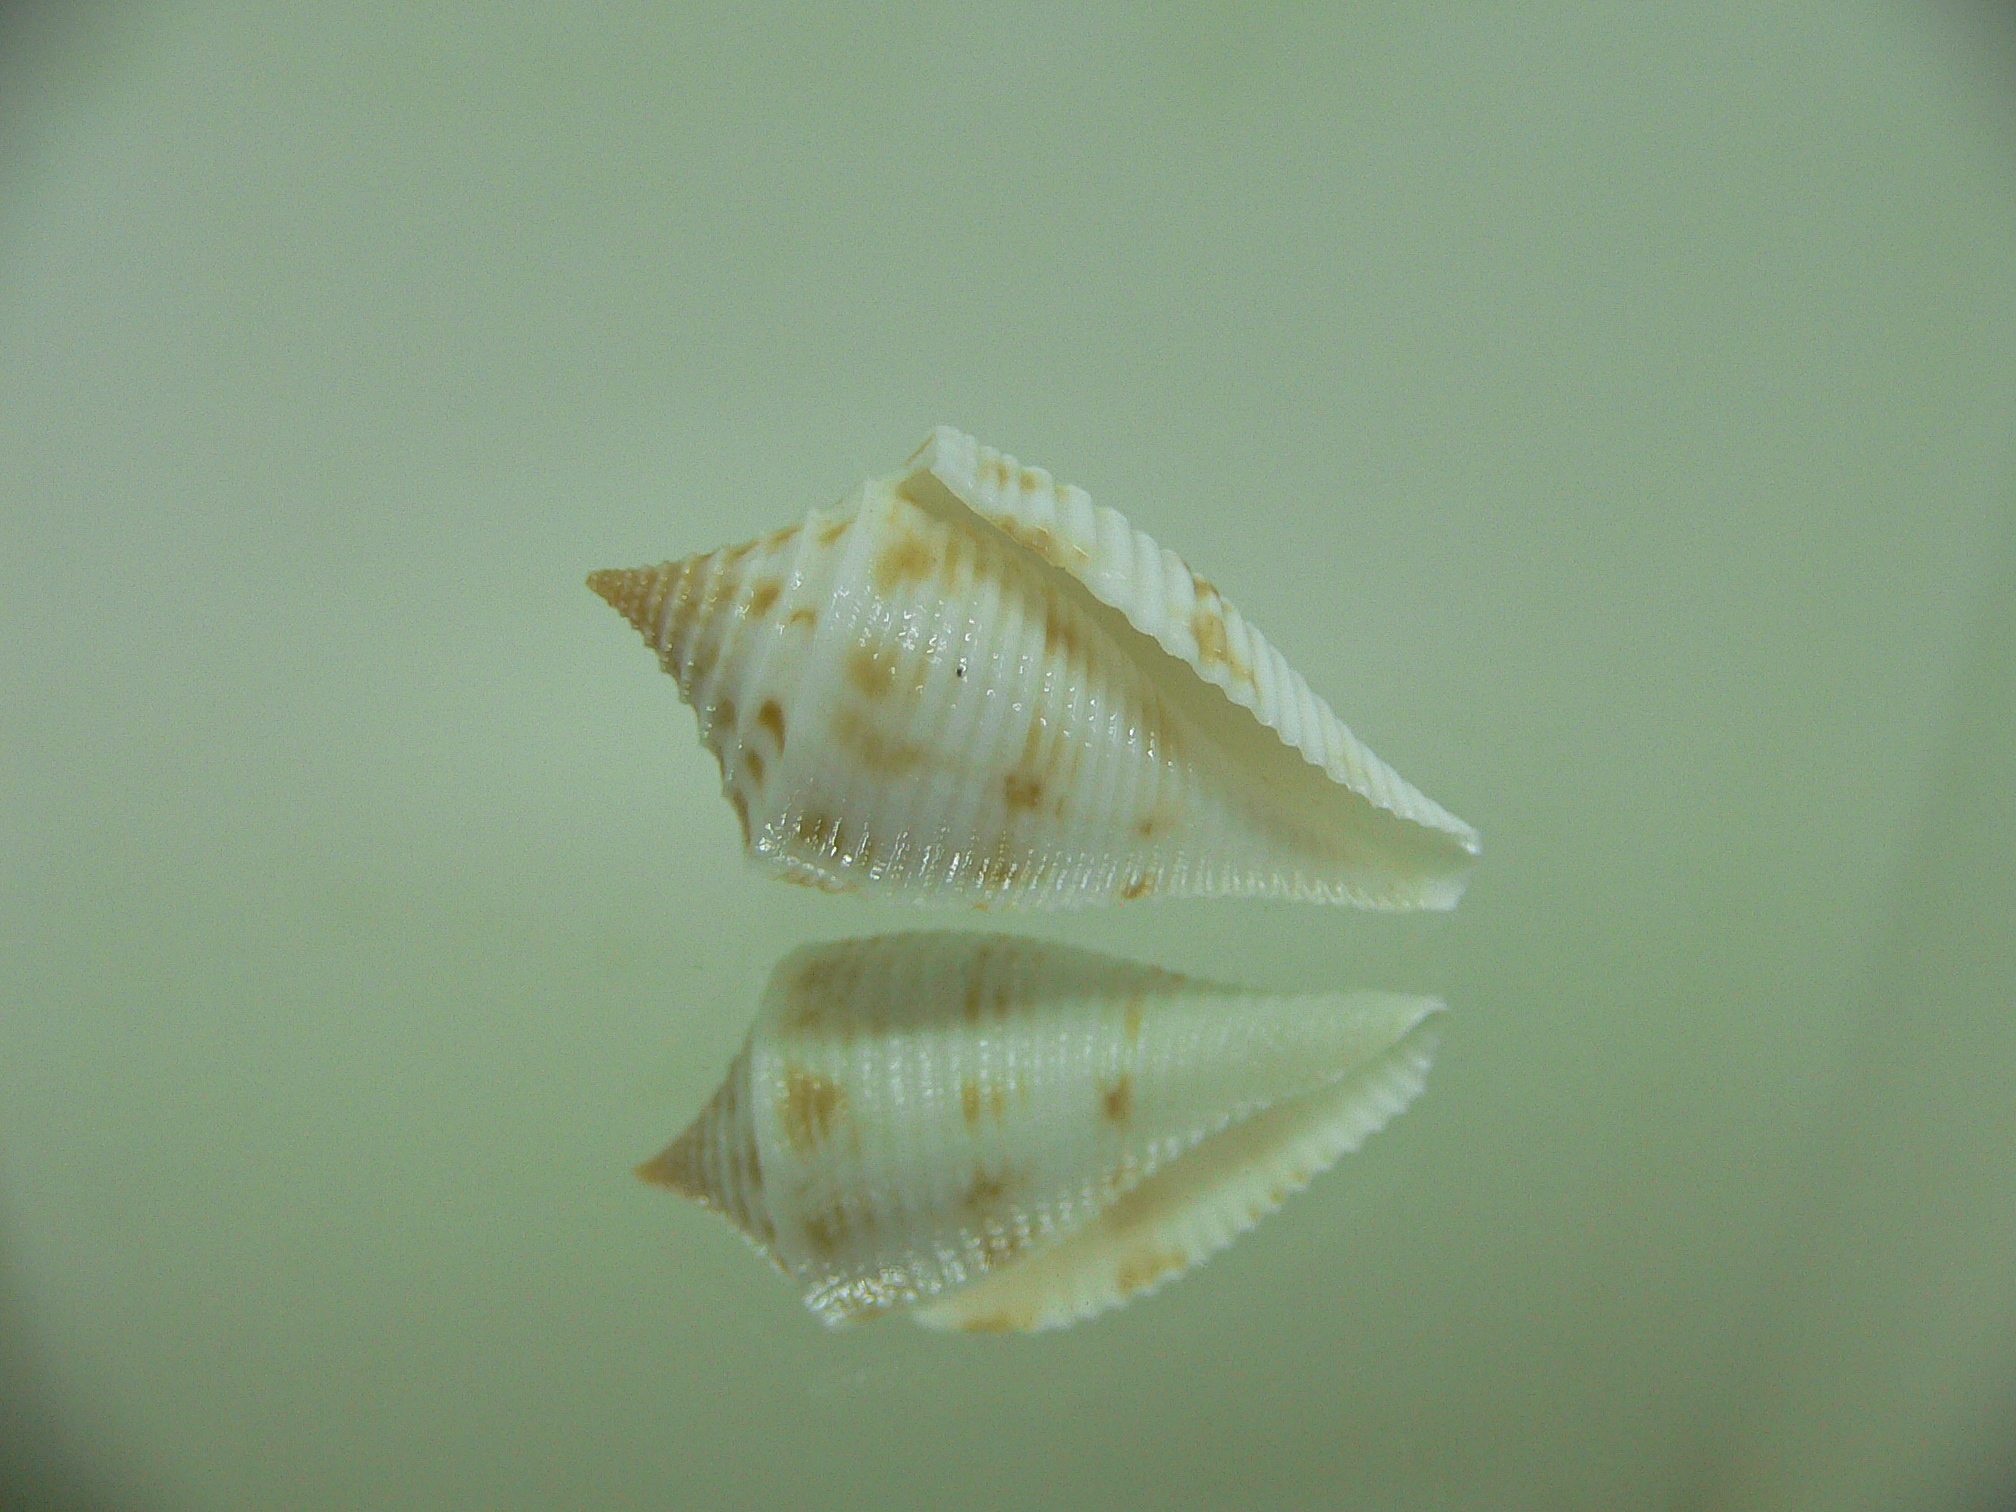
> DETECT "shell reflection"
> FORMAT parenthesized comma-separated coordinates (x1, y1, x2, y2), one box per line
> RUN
(639, 932, 1442, 1332)
(590, 426, 1479, 909)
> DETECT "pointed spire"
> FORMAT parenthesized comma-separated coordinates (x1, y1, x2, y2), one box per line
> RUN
(586, 563, 676, 643)
(633, 1129, 705, 1197)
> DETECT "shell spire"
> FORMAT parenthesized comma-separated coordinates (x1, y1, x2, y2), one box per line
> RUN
(637, 1049, 777, 1255)
(589, 429, 1478, 909)
(586, 565, 673, 642)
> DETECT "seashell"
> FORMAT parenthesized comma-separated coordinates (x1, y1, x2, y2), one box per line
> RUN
(589, 426, 1479, 908)
(638, 932, 1443, 1333)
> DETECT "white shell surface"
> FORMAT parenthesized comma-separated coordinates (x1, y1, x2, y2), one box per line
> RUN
(590, 426, 1479, 909)
(639, 933, 1443, 1332)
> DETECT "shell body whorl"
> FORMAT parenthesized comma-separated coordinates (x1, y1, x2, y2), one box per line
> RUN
(591, 428, 1479, 910)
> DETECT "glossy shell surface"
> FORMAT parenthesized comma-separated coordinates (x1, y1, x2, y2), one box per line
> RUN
(639, 932, 1442, 1332)
(590, 426, 1478, 908)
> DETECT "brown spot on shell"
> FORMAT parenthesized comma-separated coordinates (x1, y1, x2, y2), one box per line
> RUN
(1003, 771, 1043, 811)
(832, 707, 926, 776)
(763, 524, 799, 552)
(786, 994, 824, 1034)
(963, 1165, 1016, 1212)
(713, 697, 737, 732)
(872, 533, 938, 593)
(959, 1309, 1032, 1334)
(745, 579, 782, 618)
(742, 748, 765, 785)
(1043, 604, 1085, 662)
(1118, 875, 1154, 901)
(723, 538, 758, 566)
(1115, 1246, 1188, 1298)
(1123, 999, 1144, 1043)
(960, 1075, 1012, 1128)
(779, 1065, 845, 1153)
(792, 950, 860, 1000)
(786, 605, 817, 629)
(801, 1206, 848, 1256)
(845, 642, 899, 699)
(959, 949, 1014, 1022)
(1100, 1075, 1133, 1124)
(935, 521, 976, 589)
(727, 786, 751, 845)
(817, 515, 851, 546)
(756, 698, 786, 751)
(1191, 607, 1251, 681)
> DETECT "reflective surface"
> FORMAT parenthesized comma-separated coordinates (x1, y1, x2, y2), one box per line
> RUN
(3, 4, 2014, 1509)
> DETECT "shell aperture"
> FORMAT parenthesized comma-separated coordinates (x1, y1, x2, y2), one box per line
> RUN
(638, 932, 1443, 1332)
(589, 426, 1479, 909)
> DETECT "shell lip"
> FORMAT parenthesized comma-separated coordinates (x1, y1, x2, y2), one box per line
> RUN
(901, 424, 1482, 855)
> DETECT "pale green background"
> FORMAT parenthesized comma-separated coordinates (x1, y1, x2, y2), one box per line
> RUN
(4, 4, 2015, 1510)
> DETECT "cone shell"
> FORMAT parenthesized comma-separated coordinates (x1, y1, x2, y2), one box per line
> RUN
(638, 933, 1442, 1332)
(589, 427, 1479, 909)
